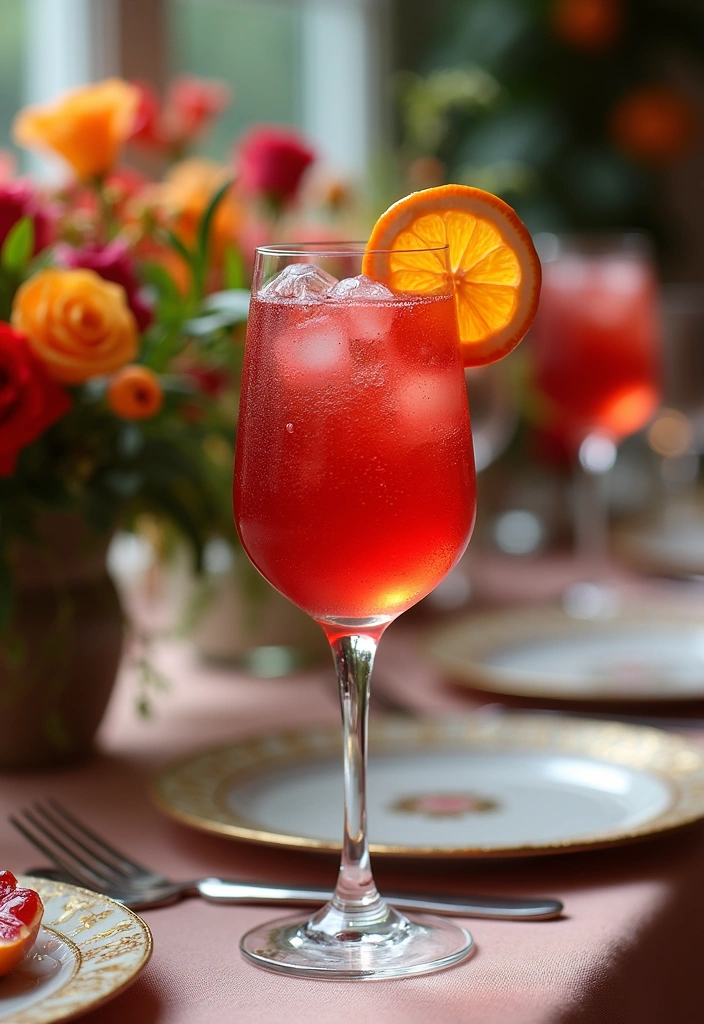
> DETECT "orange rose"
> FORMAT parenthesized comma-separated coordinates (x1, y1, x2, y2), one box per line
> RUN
(12, 269, 138, 384)
(150, 158, 243, 261)
(13, 79, 140, 180)
(610, 85, 699, 164)
(551, 0, 622, 51)
(107, 365, 163, 420)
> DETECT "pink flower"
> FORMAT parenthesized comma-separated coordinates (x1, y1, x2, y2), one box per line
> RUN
(56, 238, 153, 332)
(235, 126, 315, 206)
(165, 76, 231, 142)
(130, 81, 163, 148)
(130, 76, 231, 153)
(0, 180, 54, 255)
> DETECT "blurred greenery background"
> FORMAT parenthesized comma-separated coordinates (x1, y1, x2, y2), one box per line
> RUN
(1, 0, 702, 277)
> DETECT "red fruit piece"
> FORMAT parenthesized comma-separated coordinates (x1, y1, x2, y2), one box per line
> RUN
(0, 870, 44, 977)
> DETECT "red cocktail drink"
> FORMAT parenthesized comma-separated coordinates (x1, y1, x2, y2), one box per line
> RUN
(531, 248, 660, 450)
(232, 198, 540, 980)
(235, 288, 475, 625)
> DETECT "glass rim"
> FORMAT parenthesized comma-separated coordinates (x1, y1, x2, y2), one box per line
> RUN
(534, 231, 654, 260)
(255, 240, 450, 257)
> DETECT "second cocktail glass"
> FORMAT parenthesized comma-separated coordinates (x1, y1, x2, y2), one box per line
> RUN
(529, 234, 661, 613)
(234, 242, 476, 979)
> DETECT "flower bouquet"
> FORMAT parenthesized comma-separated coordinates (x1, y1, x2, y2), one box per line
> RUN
(0, 77, 322, 766)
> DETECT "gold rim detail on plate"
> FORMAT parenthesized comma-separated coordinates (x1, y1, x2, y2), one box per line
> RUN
(425, 605, 704, 702)
(152, 714, 704, 858)
(2, 876, 152, 1024)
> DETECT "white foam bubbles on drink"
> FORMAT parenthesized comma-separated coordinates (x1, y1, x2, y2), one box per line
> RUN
(260, 263, 338, 300)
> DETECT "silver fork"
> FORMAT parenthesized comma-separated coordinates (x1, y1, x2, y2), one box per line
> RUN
(10, 800, 563, 920)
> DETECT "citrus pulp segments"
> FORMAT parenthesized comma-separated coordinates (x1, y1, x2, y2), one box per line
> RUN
(0, 871, 43, 976)
(363, 184, 542, 366)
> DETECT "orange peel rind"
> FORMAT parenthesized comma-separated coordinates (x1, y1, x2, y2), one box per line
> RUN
(363, 184, 541, 367)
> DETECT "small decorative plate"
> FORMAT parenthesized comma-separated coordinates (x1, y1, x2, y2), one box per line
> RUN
(153, 714, 704, 857)
(0, 876, 152, 1024)
(426, 605, 704, 703)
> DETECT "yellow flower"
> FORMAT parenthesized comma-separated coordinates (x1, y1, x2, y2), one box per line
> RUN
(12, 269, 138, 384)
(13, 79, 140, 180)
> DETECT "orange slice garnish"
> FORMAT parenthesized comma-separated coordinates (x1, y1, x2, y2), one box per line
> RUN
(363, 184, 541, 366)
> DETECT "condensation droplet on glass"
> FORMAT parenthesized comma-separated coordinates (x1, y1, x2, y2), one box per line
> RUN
(285, 423, 294, 433)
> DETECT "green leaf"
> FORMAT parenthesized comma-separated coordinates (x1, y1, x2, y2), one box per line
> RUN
(182, 311, 239, 336)
(193, 179, 232, 298)
(183, 288, 250, 337)
(197, 180, 232, 267)
(223, 245, 246, 289)
(161, 229, 196, 270)
(202, 289, 251, 318)
(2, 217, 34, 274)
(27, 246, 56, 275)
(141, 261, 183, 319)
(141, 323, 185, 373)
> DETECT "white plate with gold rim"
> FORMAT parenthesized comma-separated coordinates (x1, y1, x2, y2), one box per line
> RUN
(426, 605, 704, 703)
(153, 714, 704, 858)
(0, 876, 152, 1024)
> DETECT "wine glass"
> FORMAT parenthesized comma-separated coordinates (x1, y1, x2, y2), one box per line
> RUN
(529, 233, 661, 615)
(656, 284, 704, 492)
(233, 242, 476, 979)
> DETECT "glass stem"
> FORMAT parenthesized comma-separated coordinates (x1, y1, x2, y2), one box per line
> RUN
(329, 633, 384, 919)
(573, 463, 609, 574)
(573, 433, 617, 577)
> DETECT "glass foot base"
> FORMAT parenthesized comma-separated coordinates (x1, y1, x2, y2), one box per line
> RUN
(240, 911, 474, 980)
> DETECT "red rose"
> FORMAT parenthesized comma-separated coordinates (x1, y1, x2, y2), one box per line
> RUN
(56, 238, 153, 331)
(0, 180, 54, 255)
(130, 81, 163, 148)
(130, 76, 231, 152)
(0, 323, 71, 475)
(165, 76, 231, 142)
(235, 126, 315, 205)
(185, 365, 229, 398)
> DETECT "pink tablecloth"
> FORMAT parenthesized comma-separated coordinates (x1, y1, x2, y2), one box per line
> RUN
(4, 579, 704, 1022)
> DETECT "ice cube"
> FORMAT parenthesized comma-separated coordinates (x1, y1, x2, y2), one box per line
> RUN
(329, 276, 397, 341)
(260, 263, 338, 300)
(544, 258, 590, 294)
(276, 312, 350, 380)
(396, 372, 463, 435)
(328, 274, 395, 301)
(598, 258, 648, 297)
